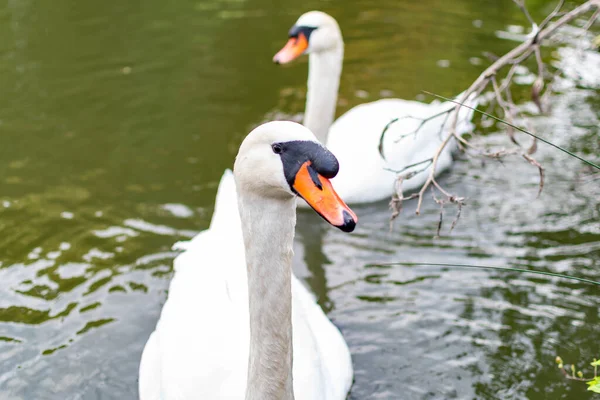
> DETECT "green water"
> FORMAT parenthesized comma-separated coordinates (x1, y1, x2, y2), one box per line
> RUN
(0, 0, 598, 398)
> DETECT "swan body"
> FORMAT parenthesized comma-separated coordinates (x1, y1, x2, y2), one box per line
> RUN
(274, 11, 478, 205)
(327, 97, 475, 203)
(139, 122, 355, 400)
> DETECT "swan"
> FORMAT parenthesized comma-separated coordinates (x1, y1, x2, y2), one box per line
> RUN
(273, 11, 478, 204)
(139, 121, 357, 400)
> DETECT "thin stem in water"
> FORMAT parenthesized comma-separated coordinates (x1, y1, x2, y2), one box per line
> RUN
(422, 91, 600, 170)
(366, 262, 600, 286)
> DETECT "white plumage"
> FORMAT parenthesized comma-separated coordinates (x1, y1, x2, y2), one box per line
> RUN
(274, 11, 479, 205)
(140, 164, 352, 398)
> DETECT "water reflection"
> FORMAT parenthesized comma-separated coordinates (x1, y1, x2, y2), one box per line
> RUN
(294, 213, 334, 312)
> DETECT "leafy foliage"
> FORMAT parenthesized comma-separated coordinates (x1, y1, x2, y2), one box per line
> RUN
(587, 377, 600, 394)
(556, 356, 600, 394)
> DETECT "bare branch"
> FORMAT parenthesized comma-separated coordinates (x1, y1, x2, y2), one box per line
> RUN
(522, 117, 538, 155)
(527, 137, 538, 155)
(492, 76, 518, 145)
(538, 0, 565, 33)
(432, 179, 452, 198)
(384, 158, 433, 175)
(449, 201, 463, 233)
(457, 0, 600, 112)
(432, 187, 444, 237)
(378, 108, 454, 160)
(383, 0, 600, 232)
(498, 63, 520, 93)
(558, 364, 591, 382)
(531, 47, 546, 113)
(583, 7, 600, 31)
(424, 92, 600, 170)
(522, 154, 545, 197)
(430, 185, 466, 236)
(513, 0, 538, 31)
(388, 180, 403, 231)
(388, 178, 419, 231)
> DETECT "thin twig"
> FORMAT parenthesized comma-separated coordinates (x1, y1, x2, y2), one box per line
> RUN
(449, 201, 463, 233)
(364, 262, 600, 286)
(432, 179, 452, 198)
(379, 108, 454, 160)
(513, 0, 537, 31)
(558, 366, 590, 382)
(492, 76, 518, 144)
(532, 46, 545, 113)
(498, 63, 520, 92)
(538, 0, 565, 33)
(423, 91, 600, 170)
(432, 187, 445, 237)
(388, 159, 436, 229)
(384, 158, 433, 174)
(389, 180, 420, 231)
(383, 0, 600, 228)
(522, 153, 545, 197)
(412, 1, 600, 214)
(583, 7, 600, 31)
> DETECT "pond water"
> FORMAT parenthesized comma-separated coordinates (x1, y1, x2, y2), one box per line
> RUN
(0, 0, 598, 399)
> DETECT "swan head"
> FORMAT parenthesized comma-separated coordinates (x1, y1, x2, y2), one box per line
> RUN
(234, 121, 357, 232)
(273, 11, 342, 64)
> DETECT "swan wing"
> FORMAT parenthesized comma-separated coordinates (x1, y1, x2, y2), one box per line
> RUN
(140, 169, 352, 399)
(139, 170, 248, 399)
(326, 95, 478, 203)
(171, 169, 240, 254)
(291, 277, 353, 400)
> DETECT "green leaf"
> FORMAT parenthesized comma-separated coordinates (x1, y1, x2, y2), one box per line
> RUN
(586, 377, 600, 393)
(590, 360, 600, 367)
(588, 386, 600, 394)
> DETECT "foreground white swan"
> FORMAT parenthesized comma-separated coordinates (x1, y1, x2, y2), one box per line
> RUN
(139, 121, 356, 399)
(274, 11, 478, 204)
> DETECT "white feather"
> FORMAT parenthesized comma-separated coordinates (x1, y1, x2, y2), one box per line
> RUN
(140, 165, 352, 399)
(283, 11, 479, 205)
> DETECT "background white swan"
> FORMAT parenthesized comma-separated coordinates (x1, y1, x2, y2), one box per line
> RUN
(139, 121, 356, 399)
(274, 11, 479, 204)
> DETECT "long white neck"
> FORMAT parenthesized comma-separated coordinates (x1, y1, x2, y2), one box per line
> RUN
(238, 191, 297, 400)
(304, 44, 343, 144)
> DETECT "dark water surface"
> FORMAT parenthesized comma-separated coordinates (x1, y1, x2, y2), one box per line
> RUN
(0, 0, 598, 399)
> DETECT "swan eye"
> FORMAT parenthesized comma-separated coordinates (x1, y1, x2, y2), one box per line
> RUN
(272, 144, 283, 154)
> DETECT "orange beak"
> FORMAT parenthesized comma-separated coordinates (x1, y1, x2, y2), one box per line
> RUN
(273, 33, 309, 64)
(293, 162, 357, 232)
